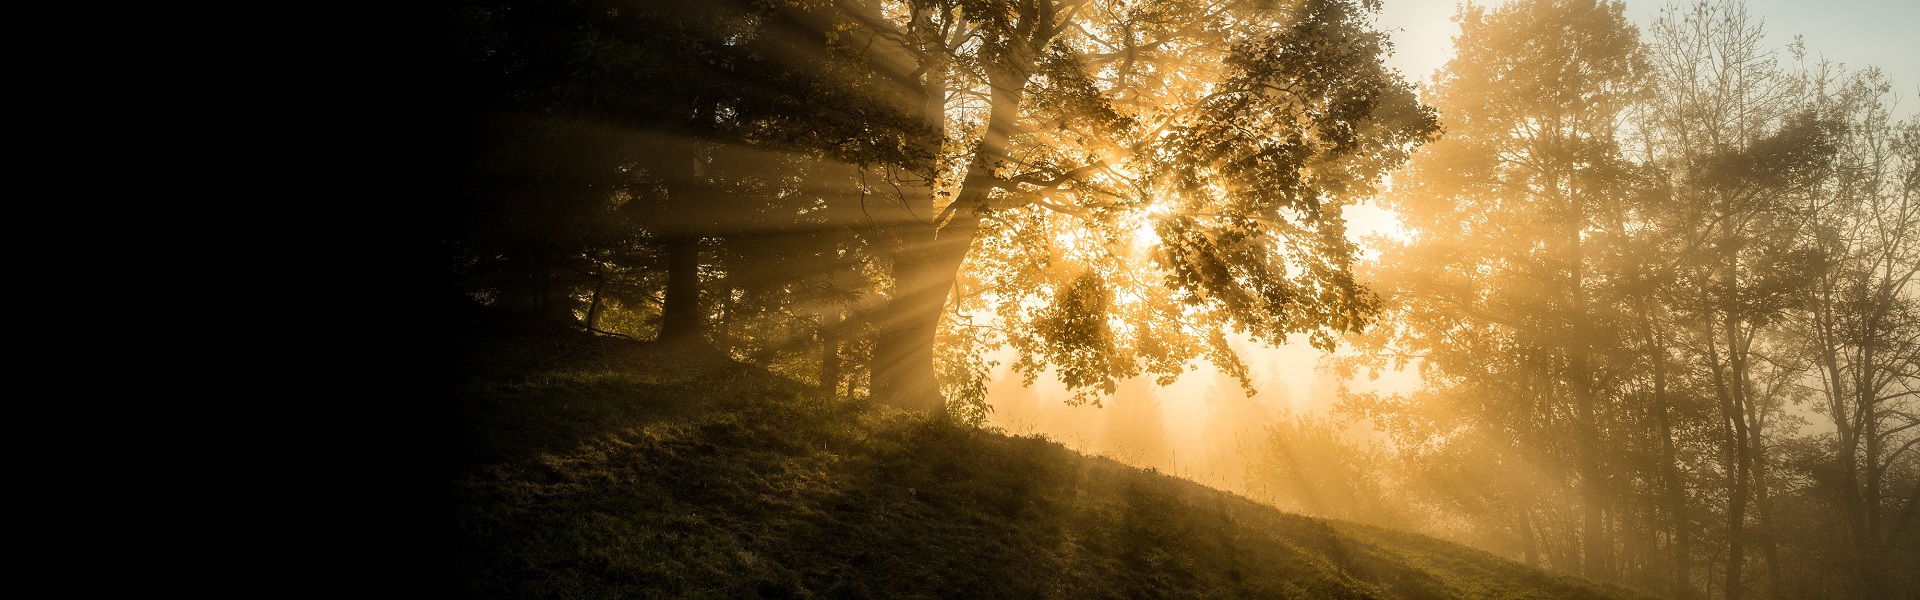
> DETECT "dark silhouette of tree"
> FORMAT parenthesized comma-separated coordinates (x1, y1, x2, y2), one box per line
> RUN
(434, 0, 926, 356)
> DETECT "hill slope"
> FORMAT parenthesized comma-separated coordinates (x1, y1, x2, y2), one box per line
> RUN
(438, 311, 1653, 599)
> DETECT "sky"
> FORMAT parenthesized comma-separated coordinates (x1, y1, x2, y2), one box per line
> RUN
(1374, 0, 1920, 101)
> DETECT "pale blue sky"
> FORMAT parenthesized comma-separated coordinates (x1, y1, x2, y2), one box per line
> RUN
(1373, 0, 1920, 113)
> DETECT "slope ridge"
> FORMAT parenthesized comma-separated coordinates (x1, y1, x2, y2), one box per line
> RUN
(439, 313, 1651, 599)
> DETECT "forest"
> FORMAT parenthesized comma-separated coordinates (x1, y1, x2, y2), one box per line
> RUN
(431, 0, 1918, 598)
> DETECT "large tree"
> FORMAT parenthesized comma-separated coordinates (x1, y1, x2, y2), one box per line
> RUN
(833, 0, 1436, 415)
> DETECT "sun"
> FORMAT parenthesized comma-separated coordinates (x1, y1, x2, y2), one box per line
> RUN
(1344, 203, 1410, 243)
(1131, 202, 1168, 248)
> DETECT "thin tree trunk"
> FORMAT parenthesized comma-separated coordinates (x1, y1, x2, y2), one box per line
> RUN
(1859, 395, 1891, 600)
(585, 267, 606, 331)
(1576, 371, 1609, 580)
(717, 269, 734, 343)
(1557, 163, 1608, 581)
(1655, 365, 1694, 599)
(1708, 560, 1717, 600)
(820, 308, 842, 395)
(1703, 221, 1763, 600)
(1703, 312, 1750, 600)
(1522, 505, 1540, 567)
(1817, 303, 1877, 598)
(1639, 300, 1694, 597)
(1717, 326, 1753, 600)
(1750, 410, 1784, 598)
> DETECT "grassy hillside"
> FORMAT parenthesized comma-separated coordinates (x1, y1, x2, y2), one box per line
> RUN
(438, 308, 1654, 599)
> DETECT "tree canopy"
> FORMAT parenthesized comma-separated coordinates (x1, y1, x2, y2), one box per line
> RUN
(433, 0, 1436, 415)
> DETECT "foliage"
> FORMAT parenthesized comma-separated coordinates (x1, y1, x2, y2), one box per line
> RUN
(923, 0, 1437, 410)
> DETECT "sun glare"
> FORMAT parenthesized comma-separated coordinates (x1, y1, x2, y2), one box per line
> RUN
(1343, 203, 1410, 244)
(1131, 207, 1163, 248)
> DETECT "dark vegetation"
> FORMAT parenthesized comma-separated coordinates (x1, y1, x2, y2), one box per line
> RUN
(441, 305, 1653, 599)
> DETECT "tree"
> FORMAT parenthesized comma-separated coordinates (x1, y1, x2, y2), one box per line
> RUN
(1795, 64, 1920, 600)
(435, 0, 926, 355)
(835, 0, 1436, 416)
(1346, 0, 1642, 579)
(1640, 3, 1835, 596)
(435, 0, 1431, 410)
(1293, 1, 1912, 596)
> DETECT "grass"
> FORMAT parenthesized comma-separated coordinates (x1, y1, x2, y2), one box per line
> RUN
(438, 306, 1654, 599)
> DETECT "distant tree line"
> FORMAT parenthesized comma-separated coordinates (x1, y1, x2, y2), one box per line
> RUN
(1324, 1, 1919, 599)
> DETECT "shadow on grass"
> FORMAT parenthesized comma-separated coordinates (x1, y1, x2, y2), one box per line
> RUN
(441, 306, 1652, 600)
(438, 305, 773, 474)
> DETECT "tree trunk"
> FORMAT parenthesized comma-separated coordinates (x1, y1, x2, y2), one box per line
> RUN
(497, 256, 562, 319)
(1703, 224, 1760, 600)
(1636, 300, 1694, 597)
(1522, 505, 1540, 567)
(1576, 371, 1609, 580)
(655, 92, 715, 346)
(585, 267, 606, 331)
(1710, 324, 1752, 600)
(1750, 412, 1784, 598)
(870, 6, 947, 414)
(1818, 312, 1878, 599)
(1556, 163, 1609, 582)
(872, 212, 977, 414)
(1730, 408, 1753, 600)
(868, 3, 952, 414)
(1720, 351, 1751, 600)
(658, 236, 703, 344)
(820, 308, 842, 396)
(1655, 372, 1694, 599)
(871, 9, 1039, 415)
(1858, 395, 1891, 600)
